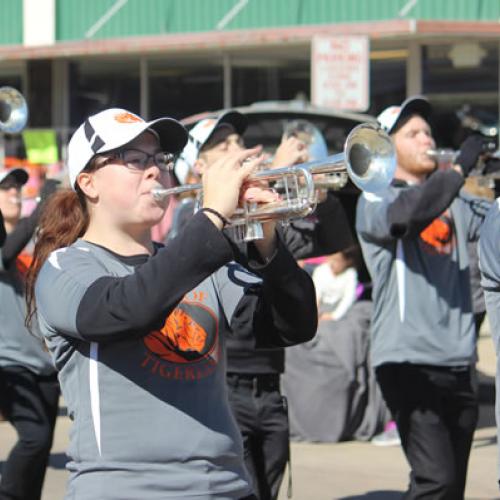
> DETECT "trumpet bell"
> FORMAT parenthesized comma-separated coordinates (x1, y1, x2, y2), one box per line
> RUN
(0, 87, 28, 133)
(345, 123, 396, 193)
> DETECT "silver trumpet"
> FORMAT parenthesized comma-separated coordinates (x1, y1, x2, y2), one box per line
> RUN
(152, 122, 396, 241)
(426, 148, 458, 164)
(427, 141, 498, 164)
(0, 87, 28, 133)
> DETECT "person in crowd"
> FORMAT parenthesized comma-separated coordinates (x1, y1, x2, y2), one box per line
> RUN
(168, 111, 307, 242)
(478, 187, 500, 493)
(171, 110, 353, 500)
(462, 176, 493, 338)
(0, 208, 5, 246)
(25, 108, 317, 500)
(0, 167, 59, 500)
(313, 247, 358, 322)
(356, 96, 491, 499)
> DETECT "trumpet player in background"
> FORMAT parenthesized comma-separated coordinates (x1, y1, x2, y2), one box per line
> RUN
(170, 110, 353, 259)
(168, 111, 307, 241)
(25, 108, 317, 500)
(0, 167, 60, 500)
(478, 156, 500, 495)
(356, 96, 492, 499)
(170, 110, 354, 500)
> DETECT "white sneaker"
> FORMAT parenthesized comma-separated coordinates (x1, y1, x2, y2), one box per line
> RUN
(371, 422, 401, 447)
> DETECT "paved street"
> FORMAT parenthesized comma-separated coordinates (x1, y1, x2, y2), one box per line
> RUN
(0, 330, 497, 500)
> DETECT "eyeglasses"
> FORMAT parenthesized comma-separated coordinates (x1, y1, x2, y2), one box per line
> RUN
(107, 148, 176, 172)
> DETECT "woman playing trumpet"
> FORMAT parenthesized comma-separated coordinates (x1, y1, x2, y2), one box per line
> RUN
(26, 108, 317, 500)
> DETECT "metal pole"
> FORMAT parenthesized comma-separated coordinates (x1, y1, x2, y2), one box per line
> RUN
(406, 41, 422, 97)
(140, 57, 149, 119)
(52, 59, 69, 129)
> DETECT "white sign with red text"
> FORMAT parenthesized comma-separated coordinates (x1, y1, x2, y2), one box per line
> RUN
(311, 35, 370, 112)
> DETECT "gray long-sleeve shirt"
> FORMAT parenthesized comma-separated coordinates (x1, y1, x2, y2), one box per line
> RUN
(478, 199, 500, 482)
(356, 172, 490, 368)
(35, 211, 316, 499)
(0, 249, 54, 376)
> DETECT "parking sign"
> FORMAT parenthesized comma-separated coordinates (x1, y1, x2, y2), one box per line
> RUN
(311, 35, 370, 112)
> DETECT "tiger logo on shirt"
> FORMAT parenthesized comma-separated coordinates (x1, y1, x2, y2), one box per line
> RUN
(419, 211, 455, 255)
(142, 293, 220, 381)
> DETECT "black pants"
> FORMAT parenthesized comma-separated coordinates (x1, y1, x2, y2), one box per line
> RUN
(0, 366, 59, 500)
(376, 363, 478, 500)
(474, 311, 486, 338)
(227, 374, 289, 500)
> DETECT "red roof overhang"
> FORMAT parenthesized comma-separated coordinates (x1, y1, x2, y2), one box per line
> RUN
(0, 20, 499, 61)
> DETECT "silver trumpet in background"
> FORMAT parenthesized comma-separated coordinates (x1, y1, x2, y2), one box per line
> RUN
(426, 148, 459, 164)
(152, 122, 396, 241)
(0, 87, 28, 133)
(427, 140, 498, 165)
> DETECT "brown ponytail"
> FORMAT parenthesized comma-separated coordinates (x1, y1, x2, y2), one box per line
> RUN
(25, 188, 90, 328)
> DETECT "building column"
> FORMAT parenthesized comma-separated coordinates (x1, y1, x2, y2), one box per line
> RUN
(406, 41, 422, 96)
(52, 59, 70, 162)
(140, 57, 149, 120)
(223, 54, 232, 108)
(23, 0, 55, 47)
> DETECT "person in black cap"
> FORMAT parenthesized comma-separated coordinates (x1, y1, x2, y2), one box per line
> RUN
(356, 96, 492, 499)
(0, 167, 60, 500)
(0, 209, 5, 246)
(171, 110, 353, 500)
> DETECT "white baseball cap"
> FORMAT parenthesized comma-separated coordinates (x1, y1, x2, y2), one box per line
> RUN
(175, 110, 247, 184)
(0, 168, 28, 186)
(68, 108, 188, 189)
(377, 96, 432, 135)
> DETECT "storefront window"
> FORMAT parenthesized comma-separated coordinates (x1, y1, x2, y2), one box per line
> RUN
(28, 60, 52, 128)
(368, 57, 406, 117)
(423, 43, 499, 147)
(69, 58, 140, 128)
(149, 59, 223, 120)
(232, 61, 310, 106)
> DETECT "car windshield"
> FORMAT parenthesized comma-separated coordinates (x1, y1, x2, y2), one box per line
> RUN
(242, 112, 368, 156)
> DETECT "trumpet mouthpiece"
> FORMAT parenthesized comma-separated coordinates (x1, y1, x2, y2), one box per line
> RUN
(151, 188, 168, 201)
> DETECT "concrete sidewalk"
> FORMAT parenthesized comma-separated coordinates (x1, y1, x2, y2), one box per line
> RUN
(0, 331, 497, 500)
(277, 425, 498, 500)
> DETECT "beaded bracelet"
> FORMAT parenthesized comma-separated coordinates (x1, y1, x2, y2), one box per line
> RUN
(200, 207, 230, 228)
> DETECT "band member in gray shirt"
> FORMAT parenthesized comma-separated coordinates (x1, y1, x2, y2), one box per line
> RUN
(356, 96, 490, 500)
(479, 201, 500, 490)
(0, 167, 59, 500)
(26, 108, 317, 500)
(173, 111, 353, 500)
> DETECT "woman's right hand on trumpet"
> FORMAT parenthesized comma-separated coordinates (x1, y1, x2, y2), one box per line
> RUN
(202, 146, 281, 258)
(202, 146, 279, 226)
